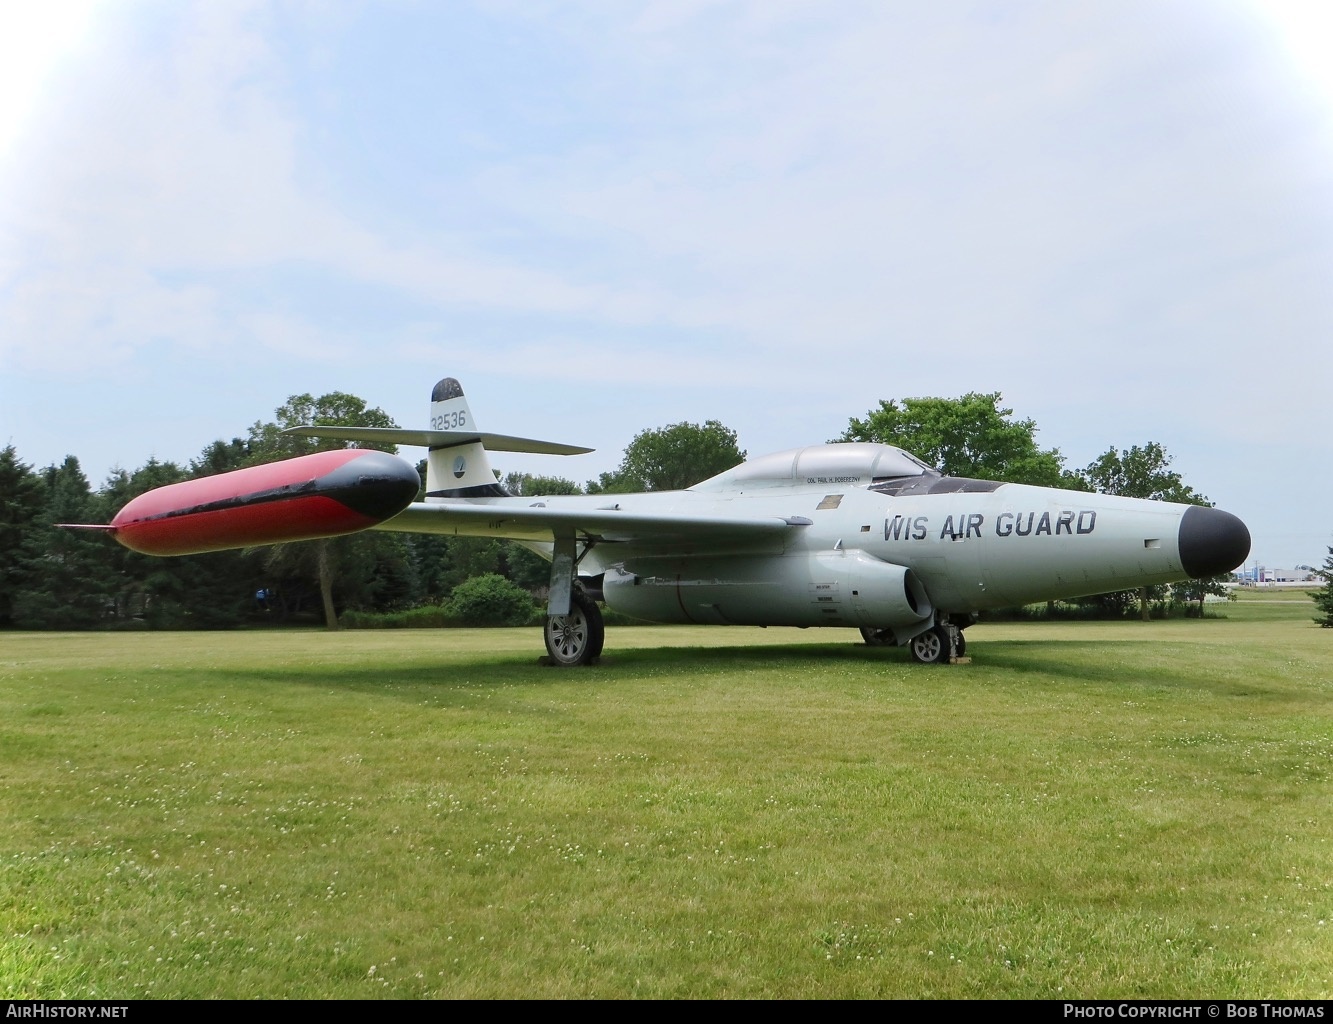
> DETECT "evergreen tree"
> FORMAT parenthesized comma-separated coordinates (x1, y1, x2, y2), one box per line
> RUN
(100, 454, 265, 628)
(1310, 547, 1333, 628)
(0, 446, 46, 626)
(13, 457, 115, 628)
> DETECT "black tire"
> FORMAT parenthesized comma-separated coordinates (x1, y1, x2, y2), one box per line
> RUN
(586, 595, 606, 660)
(860, 627, 895, 647)
(908, 623, 952, 664)
(544, 590, 605, 666)
(954, 629, 966, 658)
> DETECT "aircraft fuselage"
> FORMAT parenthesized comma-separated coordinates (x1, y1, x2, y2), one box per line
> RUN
(441, 476, 1246, 633)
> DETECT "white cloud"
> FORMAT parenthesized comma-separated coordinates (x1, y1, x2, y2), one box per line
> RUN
(1, 1, 1329, 564)
(0, 3, 678, 374)
(0, 0, 104, 162)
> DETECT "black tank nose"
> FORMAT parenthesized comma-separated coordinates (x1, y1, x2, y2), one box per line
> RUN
(1178, 506, 1250, 578)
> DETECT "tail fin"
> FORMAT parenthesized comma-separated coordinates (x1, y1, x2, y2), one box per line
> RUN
(424, 378, 506, 498)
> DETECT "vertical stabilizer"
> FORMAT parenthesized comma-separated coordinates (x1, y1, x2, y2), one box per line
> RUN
(425, 378, 507, 498)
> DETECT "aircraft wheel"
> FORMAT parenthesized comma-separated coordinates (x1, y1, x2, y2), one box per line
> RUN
(544, 590, 605, 667)
(908, 624, 952, 664)
(860, 627, 895, 647)
(954, 629, 966, 658)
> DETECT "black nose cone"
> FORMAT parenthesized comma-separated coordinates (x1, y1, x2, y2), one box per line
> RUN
(322, 451, 421, 520)
(1178, 506, 1251, 578)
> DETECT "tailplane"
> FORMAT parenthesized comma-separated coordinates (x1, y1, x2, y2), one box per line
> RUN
(281, 377, 592, 500)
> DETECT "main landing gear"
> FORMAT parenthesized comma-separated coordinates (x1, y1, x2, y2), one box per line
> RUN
(907, 622, 965, 664)
(862, 620, 967, 663)
(543, 589, 605, 667)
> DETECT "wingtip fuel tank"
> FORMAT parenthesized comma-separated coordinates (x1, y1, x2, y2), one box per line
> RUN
(109, 449, 420, 556)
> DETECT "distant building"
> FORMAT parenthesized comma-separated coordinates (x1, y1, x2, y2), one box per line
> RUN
(1233, 566, 1315, 585)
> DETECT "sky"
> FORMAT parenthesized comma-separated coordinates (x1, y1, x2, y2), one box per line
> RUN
(1, 0, 1330, 570)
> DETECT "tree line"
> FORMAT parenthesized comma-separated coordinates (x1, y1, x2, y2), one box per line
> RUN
(1, 389, 1234, 630)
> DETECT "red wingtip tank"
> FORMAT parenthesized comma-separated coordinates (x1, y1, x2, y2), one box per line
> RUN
(109, 449, 420, 556)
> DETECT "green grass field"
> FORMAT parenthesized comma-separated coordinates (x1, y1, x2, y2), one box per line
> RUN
(2, 589, 1329, 998)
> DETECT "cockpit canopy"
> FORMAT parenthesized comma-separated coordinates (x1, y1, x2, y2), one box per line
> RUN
(691, 443, 936, 492)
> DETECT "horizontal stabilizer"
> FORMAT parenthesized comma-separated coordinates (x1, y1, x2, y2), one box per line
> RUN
(283, 426, 593, 456)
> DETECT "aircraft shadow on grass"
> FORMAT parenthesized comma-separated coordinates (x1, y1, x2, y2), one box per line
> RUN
(207, 632, 1283, 705)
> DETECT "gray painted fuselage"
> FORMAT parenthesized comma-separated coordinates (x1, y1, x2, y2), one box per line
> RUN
(383, 442, 1245, 638)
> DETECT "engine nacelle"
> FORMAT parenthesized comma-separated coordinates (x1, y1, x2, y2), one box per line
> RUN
(603, 549, 933, 636)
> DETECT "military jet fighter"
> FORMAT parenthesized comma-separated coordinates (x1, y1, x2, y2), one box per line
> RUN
(105, 377, 1251, 665)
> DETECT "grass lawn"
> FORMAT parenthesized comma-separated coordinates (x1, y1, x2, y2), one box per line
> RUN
(2, 589, 1329, 998)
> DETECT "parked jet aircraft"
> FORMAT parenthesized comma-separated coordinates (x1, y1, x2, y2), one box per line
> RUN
(104, 377, 1251, 665)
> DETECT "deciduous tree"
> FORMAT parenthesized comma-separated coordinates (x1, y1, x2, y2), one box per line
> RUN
(838, 392, 1077, 487)
(502, 472, 581, 497)
(1081, 442, 1222, 619)
(1081, 443, 1201, 504)
(247, 392, 402, 629)
(247, 392, 398, 460)
(590, 421, 745, 494)
(445, 573, 537, 626)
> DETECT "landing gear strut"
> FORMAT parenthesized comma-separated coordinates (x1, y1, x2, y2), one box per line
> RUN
(543, 589, 605, 666)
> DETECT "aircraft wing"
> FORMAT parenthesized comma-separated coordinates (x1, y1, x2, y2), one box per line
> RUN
(283, 426, 593, 455)
(374, 501, 811, 548)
